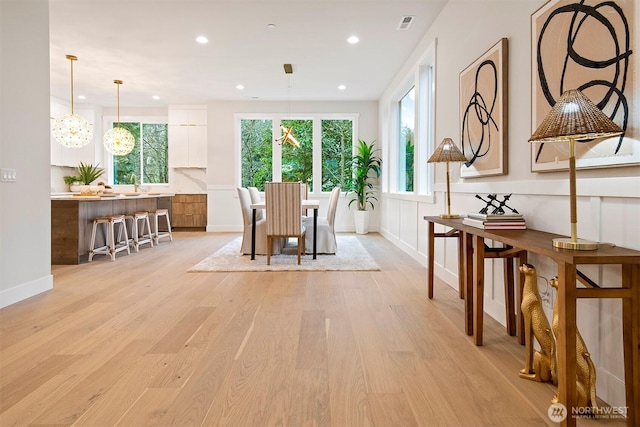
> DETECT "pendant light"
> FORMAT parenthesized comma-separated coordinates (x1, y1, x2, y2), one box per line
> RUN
(103, 79, 135, 155)
(52, 55, 94, 148)
(275, 63, 300, 148)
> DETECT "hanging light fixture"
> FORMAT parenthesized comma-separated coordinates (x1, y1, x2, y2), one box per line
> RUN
(275, 63, 300, 148)
(52, 55, 94, 148)
(103, 79, 135, 156)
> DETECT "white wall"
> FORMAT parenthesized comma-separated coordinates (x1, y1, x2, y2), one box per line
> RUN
(205, 100, 378, 232)
(379, 0, 640, 409)
(0, 0, 53, 308)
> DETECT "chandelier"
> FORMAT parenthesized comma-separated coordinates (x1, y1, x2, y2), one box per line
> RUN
(52, 55, 94, 148)
(274, 63, 300, 148)
(103, 80, 135, 156)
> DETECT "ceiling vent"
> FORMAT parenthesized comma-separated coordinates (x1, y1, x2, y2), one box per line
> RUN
(397, 16, 415, 30)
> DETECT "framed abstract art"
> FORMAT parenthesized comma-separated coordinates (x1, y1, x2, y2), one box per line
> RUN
(459, 38, 508, 178)
(531, 0, 637, 171)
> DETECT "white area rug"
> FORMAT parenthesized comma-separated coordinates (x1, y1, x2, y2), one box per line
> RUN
(189, 235, 380, 272)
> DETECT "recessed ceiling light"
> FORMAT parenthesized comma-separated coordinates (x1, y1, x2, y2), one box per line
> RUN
(347, 35, 359, 44)
(338, 85, 347, 90)
(152, 95, 160, 100)
(77, 95, 86, 100)
(267, 24, 276, 29)
(236, 84, 245, 90)
(195, 35, 209, 44)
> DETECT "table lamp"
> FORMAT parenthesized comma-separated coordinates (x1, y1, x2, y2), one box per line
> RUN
(528, 89, 623, 250)
(428, 138, 468, 218)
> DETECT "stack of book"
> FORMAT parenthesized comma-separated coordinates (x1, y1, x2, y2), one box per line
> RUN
(462, 212, 526, 230)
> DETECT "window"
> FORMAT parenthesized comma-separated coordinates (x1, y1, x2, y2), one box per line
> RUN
(281, 119, 313, 189)
(240, 119, 273, 190)
(238, 114, 356, 193)
(398, 87, 415, 192)
(321, 119, 353, 192)
(108, 120, 168, 185)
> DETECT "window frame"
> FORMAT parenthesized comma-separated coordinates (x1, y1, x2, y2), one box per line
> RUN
(235, 113, 359, 195)
(383, 39, 436, 200)
(102, 116, 169, 186)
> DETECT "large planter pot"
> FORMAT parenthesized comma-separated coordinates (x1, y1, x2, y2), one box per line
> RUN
(354, 210, 370, 234)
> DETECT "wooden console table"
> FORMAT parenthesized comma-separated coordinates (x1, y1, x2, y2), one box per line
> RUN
(425, 216, 640, 427)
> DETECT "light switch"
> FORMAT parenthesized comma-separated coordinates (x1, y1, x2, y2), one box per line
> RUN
(1, 168, 16, 182)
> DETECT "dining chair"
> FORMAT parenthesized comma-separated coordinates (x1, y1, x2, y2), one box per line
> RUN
(237, 187, 282, 255)
(303, 186, 340, 254)
(247, 186, 264, 221)
(265, 182, 306, 265)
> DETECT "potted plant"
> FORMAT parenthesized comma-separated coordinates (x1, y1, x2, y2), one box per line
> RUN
(345, 139, 382, 234)
(74, 162, 105, 194)
(63, 174, 81, 192)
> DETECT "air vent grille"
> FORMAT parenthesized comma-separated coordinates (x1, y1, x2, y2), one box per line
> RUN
(398, 15, 415, 30)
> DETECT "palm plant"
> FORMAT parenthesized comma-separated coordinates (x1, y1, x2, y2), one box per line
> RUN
(346, 140, 382, 211)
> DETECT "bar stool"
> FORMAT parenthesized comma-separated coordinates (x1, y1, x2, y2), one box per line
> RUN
(88, 214, 130, 261)
(125, 211, 154, 252)
(150, 208, 172, 245)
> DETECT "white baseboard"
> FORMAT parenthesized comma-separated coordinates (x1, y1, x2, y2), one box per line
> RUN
(0, 274, 53, 308)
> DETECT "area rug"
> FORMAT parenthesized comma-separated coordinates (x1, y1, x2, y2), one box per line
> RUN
(189, 235, 380, 272)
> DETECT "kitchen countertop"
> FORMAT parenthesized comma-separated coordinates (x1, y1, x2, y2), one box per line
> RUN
(51, 192, 174, 201)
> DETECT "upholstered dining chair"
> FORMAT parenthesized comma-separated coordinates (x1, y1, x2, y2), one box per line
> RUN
(303, 186, 340, 254)
(237, 187, 282, 255)
(247, 186, 264, 221)
(265, 182, 306, 265)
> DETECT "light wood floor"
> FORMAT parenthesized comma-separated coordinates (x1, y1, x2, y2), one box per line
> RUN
(0, 232, 624, 426)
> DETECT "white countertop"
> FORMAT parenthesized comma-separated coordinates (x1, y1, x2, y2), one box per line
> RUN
(51, 193, 174, 201)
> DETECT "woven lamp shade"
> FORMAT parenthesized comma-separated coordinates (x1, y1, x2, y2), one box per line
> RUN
(428, 138, 468, 163)
(529, 89, 622, 143)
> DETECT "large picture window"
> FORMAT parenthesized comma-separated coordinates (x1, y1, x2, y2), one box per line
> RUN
(109, 121, 168, 185)
(238, 115, 356, 193)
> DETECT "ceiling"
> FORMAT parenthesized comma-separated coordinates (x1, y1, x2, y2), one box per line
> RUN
(49, 0, 447, 108)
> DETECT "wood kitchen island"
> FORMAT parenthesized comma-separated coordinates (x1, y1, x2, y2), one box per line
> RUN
(51, 194, 173, 264)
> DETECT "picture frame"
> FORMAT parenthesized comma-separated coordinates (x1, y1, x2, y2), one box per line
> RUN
(459, 38, 509, 178)
(531, 0, 637, 172)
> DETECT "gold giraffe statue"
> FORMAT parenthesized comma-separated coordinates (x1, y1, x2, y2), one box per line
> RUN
(549, 277, 598, 411)
(518, 264, 557, 384)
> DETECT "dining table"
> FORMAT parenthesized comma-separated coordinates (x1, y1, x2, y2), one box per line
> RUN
(249, 199, 320, 260)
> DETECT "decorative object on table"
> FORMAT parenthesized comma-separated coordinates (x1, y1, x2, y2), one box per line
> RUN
(459, 38, 508, 178)
(474, 193, 519, 215)
(66, 162, 105, 195)
(531, 0, 636, 172)
(463, 213, 526, 230)
(518, 264, 557, 384)
(529, 89, 623, 250)
(52, 55, 94, 148)
(427, 138, 467, 219)
(103, 80, 135, 156)
(63, 174, 81, 192)
(549, 277, 598, 411)
(274, 64, 300, 148)
(345, 140, 382, 233)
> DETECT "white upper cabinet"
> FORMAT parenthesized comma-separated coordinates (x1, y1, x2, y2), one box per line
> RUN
(50, 98, 96, 167)
(168, 105, 208, 168)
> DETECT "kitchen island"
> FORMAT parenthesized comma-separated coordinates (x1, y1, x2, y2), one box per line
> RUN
(51, 193, 173, 264)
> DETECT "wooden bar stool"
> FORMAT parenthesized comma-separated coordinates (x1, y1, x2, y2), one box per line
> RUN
(150, 208, 172, 245)
(125, 211, 154, 252)
(88, 214, 130, 261)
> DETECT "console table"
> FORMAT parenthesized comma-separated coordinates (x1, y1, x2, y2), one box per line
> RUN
(425, 216, 640, 427)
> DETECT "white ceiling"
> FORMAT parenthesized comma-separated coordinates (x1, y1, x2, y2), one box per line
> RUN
(49, 0, 447, 108)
